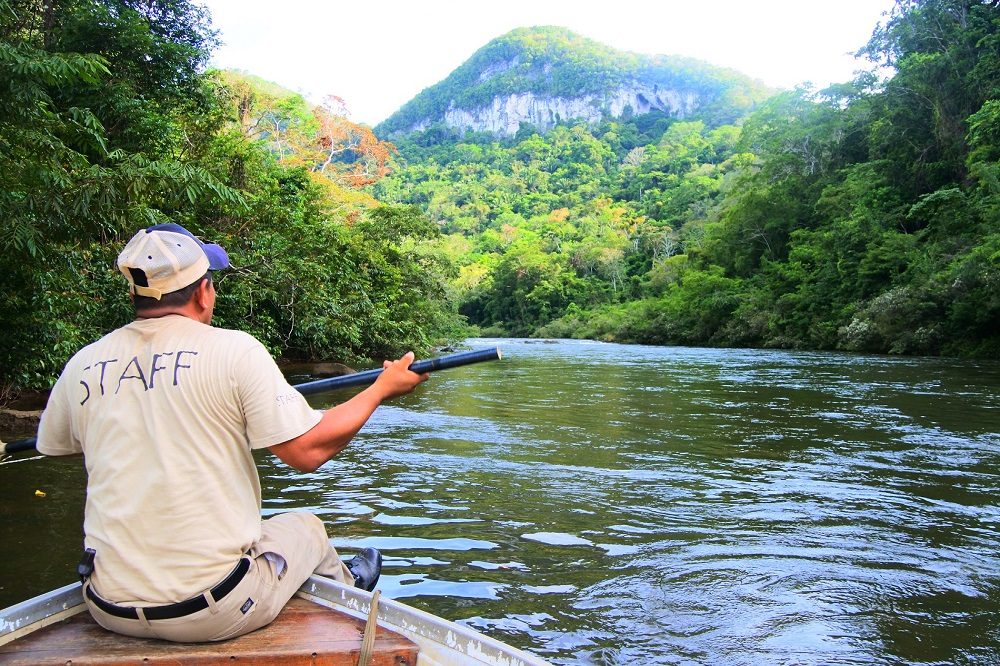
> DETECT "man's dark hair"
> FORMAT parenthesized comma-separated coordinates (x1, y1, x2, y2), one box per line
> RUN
(133, 272, 212, 313)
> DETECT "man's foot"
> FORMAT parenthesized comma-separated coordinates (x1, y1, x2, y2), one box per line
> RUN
(346, 547, 382, 591)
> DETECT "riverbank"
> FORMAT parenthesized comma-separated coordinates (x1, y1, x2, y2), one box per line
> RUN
(0, 390, 46, 441)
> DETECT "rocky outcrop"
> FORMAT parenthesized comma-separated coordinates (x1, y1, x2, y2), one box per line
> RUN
(376, 27, 772, 139)
(407, 83, 702, 137)
(0, 390, 48, 436)
(0, 407, 42, 434)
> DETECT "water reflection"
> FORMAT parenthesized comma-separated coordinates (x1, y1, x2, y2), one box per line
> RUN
(3, 338, 1000, 665)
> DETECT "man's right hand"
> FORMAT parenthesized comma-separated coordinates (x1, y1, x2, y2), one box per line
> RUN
(375, 351, 430, 400)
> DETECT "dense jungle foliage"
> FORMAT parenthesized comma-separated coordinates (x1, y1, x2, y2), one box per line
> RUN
(375, 0, 1000, 358)
(0, 0, 462, 398)
(1, 0, 997, 401)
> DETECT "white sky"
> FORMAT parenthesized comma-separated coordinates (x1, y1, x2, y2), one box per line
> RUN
(197, 0, 898, 126)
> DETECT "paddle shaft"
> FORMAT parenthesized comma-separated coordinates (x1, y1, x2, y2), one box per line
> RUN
(1, 347, 502, 454)
(295, 346, 501, 395)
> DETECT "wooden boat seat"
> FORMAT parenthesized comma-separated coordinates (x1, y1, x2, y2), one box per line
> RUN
(0, 597, 419, 665)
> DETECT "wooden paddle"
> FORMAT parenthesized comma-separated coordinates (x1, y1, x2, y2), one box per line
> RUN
(0, 347, 502, 455)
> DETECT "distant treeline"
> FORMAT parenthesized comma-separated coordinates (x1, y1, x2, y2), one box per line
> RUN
(377, 0, 999, 357)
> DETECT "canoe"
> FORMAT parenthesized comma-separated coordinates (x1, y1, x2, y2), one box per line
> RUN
(0, 574, 551, 665)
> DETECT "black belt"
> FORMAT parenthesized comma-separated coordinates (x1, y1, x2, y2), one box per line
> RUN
(85, 557, 251, 621)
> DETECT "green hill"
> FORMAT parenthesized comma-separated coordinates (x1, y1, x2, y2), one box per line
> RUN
(376, 26, 772, 137)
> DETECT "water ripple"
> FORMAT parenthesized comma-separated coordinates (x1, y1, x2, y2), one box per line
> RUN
(8, 339, 999, 666)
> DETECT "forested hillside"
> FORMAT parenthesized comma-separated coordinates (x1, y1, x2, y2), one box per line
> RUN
(0, 0, 460, 398)
(1, 0, 996, 400)
(377, 26, 772, 137)
(376, 1, 999, 357)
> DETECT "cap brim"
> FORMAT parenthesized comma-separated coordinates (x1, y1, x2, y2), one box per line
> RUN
(203, 243, 230, 271)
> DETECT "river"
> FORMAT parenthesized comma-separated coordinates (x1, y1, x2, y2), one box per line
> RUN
(2, 338, 999, 665)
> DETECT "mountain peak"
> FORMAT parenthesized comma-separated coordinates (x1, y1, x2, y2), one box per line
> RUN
(376, 27, 771, 137)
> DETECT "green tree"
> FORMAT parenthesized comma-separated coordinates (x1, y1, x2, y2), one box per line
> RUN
(0, 0, 238, 394)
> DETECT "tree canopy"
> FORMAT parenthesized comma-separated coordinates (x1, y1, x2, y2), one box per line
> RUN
(0, 0, 460, 398)
(1, 0, 996, 402)
(378, 0, 999, 357)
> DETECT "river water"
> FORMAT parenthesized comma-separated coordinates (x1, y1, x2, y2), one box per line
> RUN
(2, 338, 999, 665)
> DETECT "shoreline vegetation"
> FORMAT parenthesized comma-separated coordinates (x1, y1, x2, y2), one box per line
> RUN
(375, 15, 999, 359)
(2, 0, 998, 407)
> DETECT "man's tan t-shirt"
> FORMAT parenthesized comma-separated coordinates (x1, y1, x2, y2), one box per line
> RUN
(37, 315, 322, 604)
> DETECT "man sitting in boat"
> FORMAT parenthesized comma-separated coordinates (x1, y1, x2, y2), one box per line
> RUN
(35, 223, 428, 642)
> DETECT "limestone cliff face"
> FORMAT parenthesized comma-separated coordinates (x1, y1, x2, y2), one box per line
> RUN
(407, 84, 702, 136)
(376, 27, 770, 138)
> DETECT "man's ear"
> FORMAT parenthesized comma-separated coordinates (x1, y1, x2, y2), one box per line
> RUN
(195, 278, 213, 310)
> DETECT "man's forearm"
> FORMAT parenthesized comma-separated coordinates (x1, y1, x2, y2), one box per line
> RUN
(268, 352, 428, 472)
(269, 383, 386, 472)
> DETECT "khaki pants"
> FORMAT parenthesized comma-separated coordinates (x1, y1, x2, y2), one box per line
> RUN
(84, 512, 355, 642)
